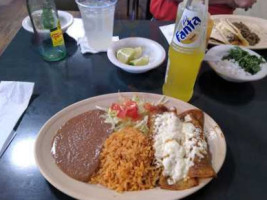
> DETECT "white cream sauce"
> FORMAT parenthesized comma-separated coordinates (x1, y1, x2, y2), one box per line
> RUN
(153, 112, 207, 185)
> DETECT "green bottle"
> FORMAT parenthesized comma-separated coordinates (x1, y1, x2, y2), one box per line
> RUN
(26, 0, 66, 61)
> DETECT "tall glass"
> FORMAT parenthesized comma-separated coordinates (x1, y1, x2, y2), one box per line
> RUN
(76, 0, 117, 51)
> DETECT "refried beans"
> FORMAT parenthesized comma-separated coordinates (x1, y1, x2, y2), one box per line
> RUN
(51, 110, 112, 182)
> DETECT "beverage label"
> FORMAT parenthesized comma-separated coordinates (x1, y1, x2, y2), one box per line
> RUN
(172, 8, 203, 48)
(50, 21, 64, 47)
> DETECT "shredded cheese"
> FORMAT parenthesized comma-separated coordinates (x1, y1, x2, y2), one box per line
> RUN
(153, 113, 207, 185)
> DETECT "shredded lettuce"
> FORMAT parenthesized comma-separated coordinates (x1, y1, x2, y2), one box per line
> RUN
(134, 116, 149, 135)
(96, 95, 166, 135)
(132, 95, 147, 115)
(95, 105, 108, 112)
(155, 96, 168, 105)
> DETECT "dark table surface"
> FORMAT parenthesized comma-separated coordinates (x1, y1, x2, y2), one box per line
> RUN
(0, 20, 267, 200)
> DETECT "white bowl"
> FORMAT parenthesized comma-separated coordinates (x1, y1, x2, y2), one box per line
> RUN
(22, 10, 74, 33)
(206, 45, 267, 82)
(107, 37, 166, 73)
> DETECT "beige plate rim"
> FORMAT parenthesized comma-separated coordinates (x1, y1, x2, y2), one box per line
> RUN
(209, 14, 267, 49)
(35, 92, 227, 200)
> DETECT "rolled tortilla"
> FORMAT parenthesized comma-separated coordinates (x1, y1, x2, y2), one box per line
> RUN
(159, 176, 198, 190)
(179, 109, 216, 178)
(213, 19, 249, 46)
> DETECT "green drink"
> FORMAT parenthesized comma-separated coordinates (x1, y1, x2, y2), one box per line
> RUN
(27, 0, 66, 61)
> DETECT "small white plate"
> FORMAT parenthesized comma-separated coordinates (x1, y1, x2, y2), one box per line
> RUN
(107, 37, 166, 73)
(206, 45, 267, 82)
(35, 92, 226, 200)
(22, 10, 73, 33)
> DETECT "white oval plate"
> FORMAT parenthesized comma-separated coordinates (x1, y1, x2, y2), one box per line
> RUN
(206, 45, 267, 82)
(22, 10, 73, 33)
(209, 15, 267, 49)
(35, 92, 226, 200)
(107, 38, 166, 73)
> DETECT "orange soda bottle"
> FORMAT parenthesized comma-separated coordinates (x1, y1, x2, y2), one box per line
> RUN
(163, 0, 209, 102)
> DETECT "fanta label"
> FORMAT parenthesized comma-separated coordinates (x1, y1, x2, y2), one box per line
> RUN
(172, 8, 203, 48)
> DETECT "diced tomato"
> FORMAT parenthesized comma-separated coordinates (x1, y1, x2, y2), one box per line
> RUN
(117, 110, 127, 118)
(125, 106, 138, 119)
(111, 103, 124, 118)
(110, 100, 139, 120)
(111, 103, 122, 112)
(123, 100, 136, 107)
(124, 100, 139, 119)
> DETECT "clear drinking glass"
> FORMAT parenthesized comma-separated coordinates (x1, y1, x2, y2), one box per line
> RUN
(75, 0, 117, 51)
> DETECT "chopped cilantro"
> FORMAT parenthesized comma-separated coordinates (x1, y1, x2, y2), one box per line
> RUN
(222, 46, 265, 75)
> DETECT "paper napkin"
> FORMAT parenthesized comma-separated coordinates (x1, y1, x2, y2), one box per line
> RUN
(77, 36, 120, 54)
(159, 23, 175, 44)
(66, 18, 119, 54)
(0, 81, 34, 157)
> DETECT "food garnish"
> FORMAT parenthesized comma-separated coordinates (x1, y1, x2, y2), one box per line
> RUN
(222, 46, 265, 75)
(133, 46, 142, 59)
(99, 95, 161, 134)
(116, 47, 149, 66)
(129, 55, 149, 66)
(116, 48, 135, 64)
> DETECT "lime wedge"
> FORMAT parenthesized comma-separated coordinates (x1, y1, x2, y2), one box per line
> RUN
(133, 47, 142, 59)
(116, 48, 135, 64)
(129, 56, 149, 66)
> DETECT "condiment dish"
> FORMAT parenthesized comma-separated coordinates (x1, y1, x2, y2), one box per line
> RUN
(22, 10, 74, 33)
(107, 37, 166, 73)
(206, 45, 267, 82)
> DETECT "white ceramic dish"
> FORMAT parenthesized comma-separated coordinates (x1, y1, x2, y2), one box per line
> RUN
(107, 38, 166, 73)
(35, 92, 226, 200)
(22, 10, 73, 33)
(210, 15, 267, 50)
(206, 45, 267, 82)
